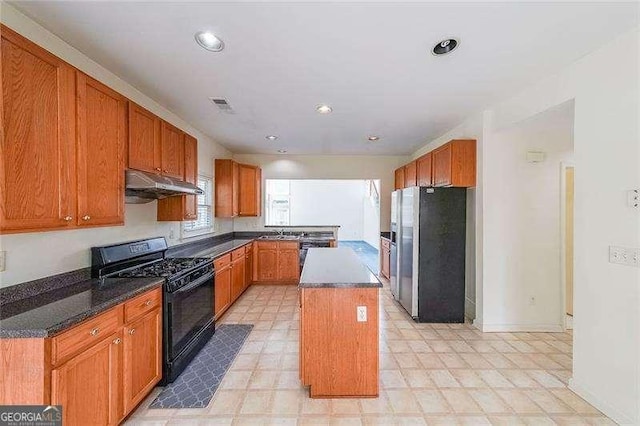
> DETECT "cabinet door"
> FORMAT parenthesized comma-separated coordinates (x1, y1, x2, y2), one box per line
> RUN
(231, 257, 245, 302)
(433, 143, 453, 187)
(416, 152, 432, 187)
(123, 309, 162, 415)
(394, 167, 405, 190)
(51, 331, 123, 426)
(238, 164, 261, 217)
(128, 102, 161, 174)
(76, 73, 126, 227)
(245, 246, 253, 288)
(404, 161, 417, 188)
(1, 25, 76, 233)
(277, 249, 300, 281)
(232, 161, 239, 216)
(214, 266, 232, 319)
(257, 249, 278, 281)
(214, 159, 238, 218)
(183, 134, 198, 219)
(160, 121, 184, 179)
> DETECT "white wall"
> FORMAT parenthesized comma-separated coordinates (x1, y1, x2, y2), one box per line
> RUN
(232, 154, 407, 237)
(483, 101, 574, 331)
(411, 28, 640, 425)
(0, 3, 233, 288)
(288, 180, 365, 240)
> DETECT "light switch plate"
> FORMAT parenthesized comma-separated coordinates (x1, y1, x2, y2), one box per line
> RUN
(609, 246, 640, 267)
(357, 306, 367, 322)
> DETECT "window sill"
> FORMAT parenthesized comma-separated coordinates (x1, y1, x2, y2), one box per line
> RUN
(181, 227, 215, 240)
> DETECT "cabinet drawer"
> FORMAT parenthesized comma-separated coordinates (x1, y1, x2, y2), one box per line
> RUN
(124, 288, 162, 323)
(52, 306, 123, 365)
(278, 241, 299, 250)
(231, 247, 245, 261)
(257, 241, 277, 250)
(214, 254, 231, 270)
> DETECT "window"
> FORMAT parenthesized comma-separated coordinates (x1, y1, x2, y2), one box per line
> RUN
(265, 180, 291, 226)
(182, 175, 213, 236)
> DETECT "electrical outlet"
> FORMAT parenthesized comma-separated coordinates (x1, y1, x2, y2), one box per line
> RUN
(168, 229, 175, 240)
(357, 306, 367, 322)
(628, 189, 639, 209)
(0, 251, 5, 272)
(609, 246, 640, 267)
(528, 296, 536, 306)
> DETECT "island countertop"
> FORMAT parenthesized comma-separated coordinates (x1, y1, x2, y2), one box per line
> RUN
(299, 247, 382, 288)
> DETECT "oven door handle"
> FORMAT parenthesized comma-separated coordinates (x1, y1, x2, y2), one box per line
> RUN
(170, 271, 214, 294)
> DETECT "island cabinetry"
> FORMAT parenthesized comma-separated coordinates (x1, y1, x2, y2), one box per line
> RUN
(299, 247, 381, 398)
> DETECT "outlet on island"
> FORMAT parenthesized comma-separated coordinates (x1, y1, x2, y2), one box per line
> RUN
(357, 306, 367, 322)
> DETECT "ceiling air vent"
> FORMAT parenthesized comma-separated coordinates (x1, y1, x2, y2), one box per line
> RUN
(209, 97, 235, 114)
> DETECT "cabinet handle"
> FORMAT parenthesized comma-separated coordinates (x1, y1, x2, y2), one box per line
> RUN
(63, 216, 73, 222)
(82, 215, 91, 221)
(129, 329, 136, 335)
(163, 169, 169, 173)
(145, 300, 152, 306)
(89, 328, 100, 336)
(113, 338, 121, 345)
(155, 167, 161, 172)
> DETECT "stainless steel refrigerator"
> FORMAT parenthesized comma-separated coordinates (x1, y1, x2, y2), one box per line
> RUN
(390, 186, 467, 323)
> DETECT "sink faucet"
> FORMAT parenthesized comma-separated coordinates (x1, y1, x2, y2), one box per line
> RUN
(278, 228, 285, 237)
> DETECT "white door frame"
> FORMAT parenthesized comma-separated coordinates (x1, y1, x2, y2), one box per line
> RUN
(559, 161, 575, 331)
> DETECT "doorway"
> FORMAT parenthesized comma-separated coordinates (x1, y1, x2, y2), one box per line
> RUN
(562, 164, 575, 329)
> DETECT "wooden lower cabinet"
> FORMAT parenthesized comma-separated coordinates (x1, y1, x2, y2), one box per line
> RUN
(255, 241, 300, 284)
(231, 256, 246, 302)
(51, 330, 123, 425)
(245, 244, 254, 289)
(123, 309, 162, 414)
(380, 238, 391, 279)
(2, 287, 163, 425)
(214, 259, 232, 320)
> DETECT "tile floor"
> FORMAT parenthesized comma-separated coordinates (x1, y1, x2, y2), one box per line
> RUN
(125, 283, 612, 425)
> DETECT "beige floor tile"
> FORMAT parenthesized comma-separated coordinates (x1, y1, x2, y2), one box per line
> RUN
(301, 398, 331, 415)
(413, 389, 451, 414)
(359, 391, 393, 414)
(402, 369, 436, 388)
(440, 389, 483, 414)
(449, 369, 487, 388)
(495, 390, 544, 414)
(524, 389, 574, 414)
(393, 352, 422, 369)
(208, 390, 245, 415)
(269, 390, 303, 415)
(239, 390, 272, 415)
(477, 370, 514, 388)
(438, 353, 469, 369)
(468, 389, 512, 414)
(249, 370, 279, 389)
(527, 370, 566, 388)
(330, 399, 362, 415)
(381, 370, 409, 388)
(386, 389, 422, 414)
(417, 353, 446, 369)
(221, 371, 253, 390)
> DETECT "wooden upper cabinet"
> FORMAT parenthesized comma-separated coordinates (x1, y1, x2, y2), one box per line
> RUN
(416, 152, 433, 187)
(128, 102, 161, 174)
(76, 73, 126, 227)
(432, 139, 476, 187)
(404, 161, 417, 188)
(214, 159, 238, 218)
(160, 121, 185, 179)
(1, 25, 77, 233)
(238, 164, 262, 217)
(157, 133, 198, 221)
(394, 167, 405, 190)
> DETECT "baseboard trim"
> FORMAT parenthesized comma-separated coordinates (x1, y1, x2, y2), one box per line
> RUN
(569, 378, 636, 425)
(476, 323, 564, 332)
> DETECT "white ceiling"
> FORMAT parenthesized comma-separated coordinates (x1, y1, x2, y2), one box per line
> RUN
(11, 2, 638, 155)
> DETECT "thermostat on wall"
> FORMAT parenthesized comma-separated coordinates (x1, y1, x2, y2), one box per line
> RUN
(526, 151, 546, 163)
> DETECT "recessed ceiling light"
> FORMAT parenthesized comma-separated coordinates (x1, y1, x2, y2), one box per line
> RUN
(368, 135, 380, 141)
(432, 38, 458, 56)
(265, 135, 278, 141)
(277, 149, 287, 154)
(195, 31, 224, 52)
(316, 104, 333, 114)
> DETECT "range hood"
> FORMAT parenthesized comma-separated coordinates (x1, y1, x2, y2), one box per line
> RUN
(125, 170, 204, 204)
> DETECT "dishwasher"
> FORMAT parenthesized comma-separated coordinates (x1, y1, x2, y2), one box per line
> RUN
(299, 240, 332, 268)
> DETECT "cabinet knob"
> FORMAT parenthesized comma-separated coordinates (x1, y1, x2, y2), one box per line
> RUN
(82, 215, 91, 221)
(163, 169, 169, 173)
(113, 338, 121, 345)
(63, 216, 73, 222)
(89, 328, 100, 336)
(155, 167, 161, 172)
(129, 328, 136, 335)
(145, 300, 152, 306)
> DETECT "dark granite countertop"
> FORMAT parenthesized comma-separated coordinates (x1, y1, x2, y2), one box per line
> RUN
(0, 277, 163, 338)
(170, 239, 254, 259)
(299, 247, 382, 289)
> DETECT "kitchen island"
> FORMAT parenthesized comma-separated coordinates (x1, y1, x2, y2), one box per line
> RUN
(299, 247, 382, 398)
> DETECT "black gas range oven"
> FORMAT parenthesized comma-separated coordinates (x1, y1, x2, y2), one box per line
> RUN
(92, 237, 215, 384)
